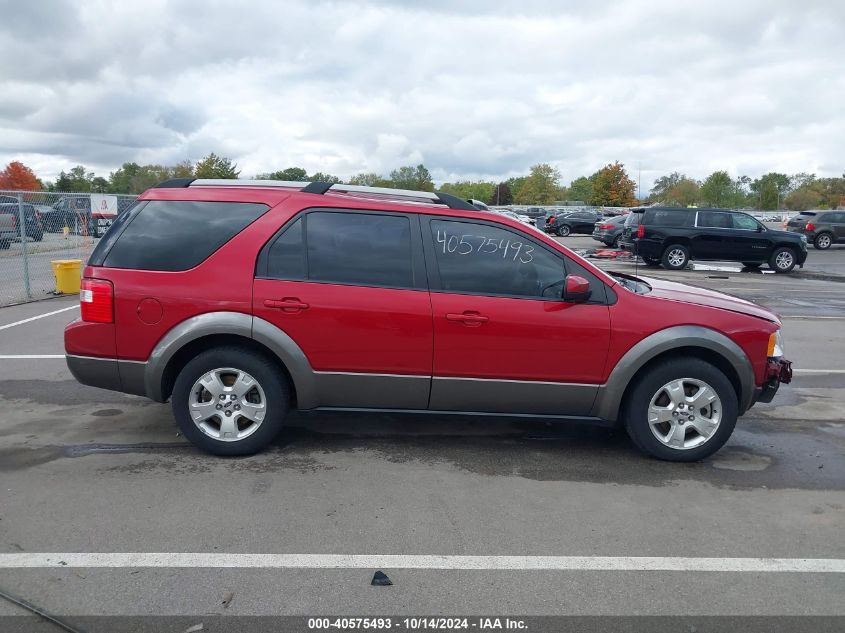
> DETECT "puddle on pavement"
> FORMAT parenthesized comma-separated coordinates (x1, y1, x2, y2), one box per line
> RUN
(711, 449, 772, 471)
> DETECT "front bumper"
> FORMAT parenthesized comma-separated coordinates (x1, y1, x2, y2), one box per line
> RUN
(754, 357, 793, 404)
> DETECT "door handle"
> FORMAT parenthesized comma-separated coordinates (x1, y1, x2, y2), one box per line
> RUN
(446, 311, 489, 325)
(264, 298, 310, 312)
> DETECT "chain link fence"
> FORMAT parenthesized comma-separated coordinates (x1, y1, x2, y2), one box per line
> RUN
(0, 190, 138, 306)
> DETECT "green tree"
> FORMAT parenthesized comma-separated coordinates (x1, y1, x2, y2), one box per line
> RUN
(699, 170, 734, 207)
(258, 167, 308, 181)
(589, 162, 637, 207)
(348, 172, 388, 187)
(664, 179, 701, 207)
(55, 166, 95, 192)
(751, 172, 790, 210)
(487, 182, 513, 205)
(309, 171, 341, 184)
(567, 176, 593, 203)
(514, 163, 562, 205)
(439, 180, 495, 202)
(388, 164, 434, 191)
(194, 153, 240, 179)
(784, 188, 819, 211)
(506, 176, 528, 201)
(648, 172, 687, 203)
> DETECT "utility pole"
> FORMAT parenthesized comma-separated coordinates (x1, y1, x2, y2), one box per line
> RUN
(638, 162, 642, 201)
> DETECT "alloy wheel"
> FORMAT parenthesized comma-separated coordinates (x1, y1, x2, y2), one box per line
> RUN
(188, 367, 267, 441)
(647, 378, 722, 450)
(667, 248, 686, 267)
(775, 250, 794, 270)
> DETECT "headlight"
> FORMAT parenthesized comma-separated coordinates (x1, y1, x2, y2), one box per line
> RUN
(767, 330, 784, 358)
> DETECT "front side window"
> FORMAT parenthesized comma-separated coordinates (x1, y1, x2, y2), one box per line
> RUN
(732, 214, 760, 230)
(429, 219, 565, 299)
(265, 211, 414, 289)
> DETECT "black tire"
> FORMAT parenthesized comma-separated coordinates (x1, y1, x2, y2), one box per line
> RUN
(769, 246, 797, 273)
(741, 262, 761, 269)
(642, 256, 661, 267)
(557, 224, 571, 237)
(661, 244, 690, 270)
(611, 234, 621, 248)
(622, 357, 738, 462)
(32, 230, 44, 242)
(813, 233, 833, 250)
(0, 239, 10, 250)
(171, 346, 288, 456)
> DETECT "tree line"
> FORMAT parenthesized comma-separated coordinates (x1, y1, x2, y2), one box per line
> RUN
(1, 155, 842, 211)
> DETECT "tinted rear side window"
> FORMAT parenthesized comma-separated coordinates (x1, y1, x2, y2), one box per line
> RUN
(102, 200, 269, 271)
(264, 211, 414, 289)
(644, 209, 690, 226)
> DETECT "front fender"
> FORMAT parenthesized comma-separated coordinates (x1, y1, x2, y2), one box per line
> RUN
(591, 325, 755, 422)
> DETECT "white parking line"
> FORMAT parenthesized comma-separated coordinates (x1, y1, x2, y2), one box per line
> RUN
(793, 369, 845, 374)
(0, 304, 78, 331)
(1, 553, 843, 573)
(781, 315, 845, 320)
(0, 355, 65, 359)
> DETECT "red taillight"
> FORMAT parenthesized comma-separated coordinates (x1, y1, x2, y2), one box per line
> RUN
(10, 215, 17, 229)
(80, 278, 114, 323)
(805, 222, 815, 231)
(599, 224, 614, 230)
(637, 224, 645, 239)
(546, 216, 554, 224)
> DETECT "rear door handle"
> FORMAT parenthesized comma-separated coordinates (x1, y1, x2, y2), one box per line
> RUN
(264, 298, 310, 312)
(446, 311, 489, 325)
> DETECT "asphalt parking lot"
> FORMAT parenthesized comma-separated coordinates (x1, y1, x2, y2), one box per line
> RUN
(1, 234, 844, 631)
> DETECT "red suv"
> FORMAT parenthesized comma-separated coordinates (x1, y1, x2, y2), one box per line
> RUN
(65, 179, 792, 461)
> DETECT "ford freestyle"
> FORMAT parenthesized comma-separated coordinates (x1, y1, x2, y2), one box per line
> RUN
(65, 180, 793, 461)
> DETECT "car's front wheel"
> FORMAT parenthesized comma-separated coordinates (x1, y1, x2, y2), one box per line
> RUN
(769, 247, 797, 273)
(661, 244, 689, 270)
(557, 225, 571, 237)
(171, 347, 288, 456)
(623, 358, 737, 461)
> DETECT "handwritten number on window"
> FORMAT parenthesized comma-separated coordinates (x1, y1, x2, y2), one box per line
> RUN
(435, 230, 534, 263)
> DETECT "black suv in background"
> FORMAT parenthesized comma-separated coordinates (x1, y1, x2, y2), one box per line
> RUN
(620, 207, 808, 273)
(547, 210, 602, 236)
(786, 210, 845, 250)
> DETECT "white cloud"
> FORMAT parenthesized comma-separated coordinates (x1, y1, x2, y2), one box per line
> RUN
(0, 0, 842, 190)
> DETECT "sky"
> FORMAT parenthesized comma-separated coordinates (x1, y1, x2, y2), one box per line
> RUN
(0, 0, 842, 192)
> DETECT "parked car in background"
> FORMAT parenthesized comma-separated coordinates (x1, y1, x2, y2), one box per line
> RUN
(548, 210, 602, 236)
(786, 210, 845, 250)
(620, 207, 807, 272)
(499, 210, 533, 225)
(0, 203, 43, 244)
(591, 213, 628, 247)
(0, 207, 16, 248)
(65, 178, 792, 462)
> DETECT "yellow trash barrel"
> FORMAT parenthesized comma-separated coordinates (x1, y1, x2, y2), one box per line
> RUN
(51, 259, 82, 294)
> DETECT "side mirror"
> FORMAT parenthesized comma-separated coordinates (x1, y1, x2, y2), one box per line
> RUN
(757, 225, 765, 232)
(563, 275, 592, 303)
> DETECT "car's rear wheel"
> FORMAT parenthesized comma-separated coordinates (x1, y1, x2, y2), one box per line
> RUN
(623, 358, 737, 461)
(0, 240, 10, 250)
(814, 233, 833, 250)
(611, 234, 620, 248)
(557, 225, 571, 237)
(172, 347, 288, 456)
(769, 247, 797, 273)
(661, 244, 689, 270)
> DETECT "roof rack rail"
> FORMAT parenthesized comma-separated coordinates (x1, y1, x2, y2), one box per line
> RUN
(181, 179, 478, 211)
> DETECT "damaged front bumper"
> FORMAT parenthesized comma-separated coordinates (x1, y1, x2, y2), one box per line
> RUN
(754, 357, 793, 404)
